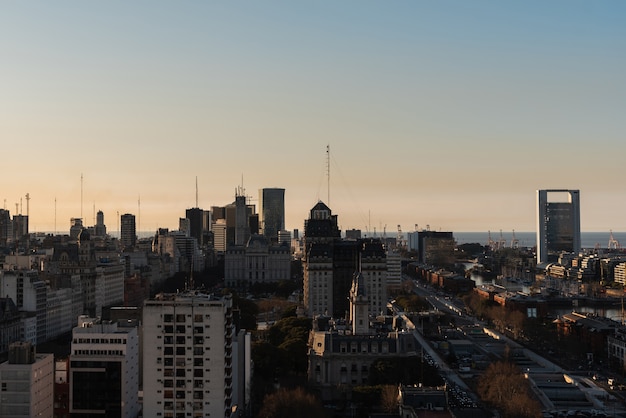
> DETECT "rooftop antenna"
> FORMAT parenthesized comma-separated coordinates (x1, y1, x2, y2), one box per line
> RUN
(81, 173, 83, 219)
(326, 144, 330, 205)
(54, 197, 57, 235)
(195, 176, 198, 208)
(20, 197, 22, 215)
(138, 194, 141, 237)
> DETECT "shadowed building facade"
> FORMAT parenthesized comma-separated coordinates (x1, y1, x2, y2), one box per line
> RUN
(536, 189, 581, 264)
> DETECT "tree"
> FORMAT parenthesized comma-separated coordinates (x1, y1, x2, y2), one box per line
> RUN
(380, 385, 399, 413)
(477, 361, 541, 418)
(257, 387, 327, 418)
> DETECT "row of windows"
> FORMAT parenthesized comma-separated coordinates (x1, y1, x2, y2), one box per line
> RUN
(73, 338, 127, 344)
(73, 349, 124, 356)
(159, 366, 211, 376)
(339, 342, 389, 353)
(161, 334, 206, 344)
(163, 314, 209, 323)
(157, 357, 208, 367)
(160, 347, 206, 355)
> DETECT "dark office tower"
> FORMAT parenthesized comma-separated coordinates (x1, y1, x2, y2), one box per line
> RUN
(0, 209, 12, 246)
(120, 213, 137, 249)
(12, 214, 28, 244)
(186, 207, 205, 246)
(259, 188, 285, 243)
(94, 210, 107, 237)
(416, 231, 455, 265)
(303, 201, 340, 254)
(537, 189, 581, 264)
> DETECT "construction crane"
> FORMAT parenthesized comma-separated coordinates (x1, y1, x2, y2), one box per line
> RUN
(487, 230, 497, 250)
(609, 230, 621, 250)
(511, 229, 519, 249)
(498, 230, 506, 249)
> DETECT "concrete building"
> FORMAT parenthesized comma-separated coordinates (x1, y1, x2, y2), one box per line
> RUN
(0, 209, 12, 246)
(307, 273, 417, 401)
(416, 231, 455, 266)
(386, 249, 402, 293)
(537, 189, 581, 264)
(224, 234, 291, 292)
(0, 342, 54, 418)
(303, 202, 388, 318)
(259, 188, 285, 243)
(0, 270, 47, 345)
(142, 292, 246, 417)
(185, 207, 207, 247)
(94, 210, 107, 237)
(120, 213, 137, 250)
(0, 298, 20, 354)
(69, 316, 140, 418)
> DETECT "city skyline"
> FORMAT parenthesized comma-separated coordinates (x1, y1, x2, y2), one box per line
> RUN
(1, 2, 625, 234)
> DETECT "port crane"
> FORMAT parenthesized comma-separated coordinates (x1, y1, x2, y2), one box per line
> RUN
(511, 230, 519, 249)
(609, 230, 622, 250)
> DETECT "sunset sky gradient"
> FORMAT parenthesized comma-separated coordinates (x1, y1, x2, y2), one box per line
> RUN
(1, 1, 624, 234)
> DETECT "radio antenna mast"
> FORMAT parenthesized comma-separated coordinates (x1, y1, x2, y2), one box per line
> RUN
(138, 195, 141, 237)
(326, 144, 330, 205)
(195, 176, 198, 207)
(80, 173, 83, 219)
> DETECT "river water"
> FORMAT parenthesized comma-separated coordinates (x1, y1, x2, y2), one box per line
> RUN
(469, 271, 624, 322)
(455, 231, 626, 249)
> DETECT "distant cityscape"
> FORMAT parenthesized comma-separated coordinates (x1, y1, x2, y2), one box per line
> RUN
(2, 188, 626, 417)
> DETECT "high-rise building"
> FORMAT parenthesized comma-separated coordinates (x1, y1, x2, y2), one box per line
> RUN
(416, 231, 455, 266)
(0, 209, 12, 246)
(0, 342, 54, 418)
(94, 210, 107, 237)
(185, 207, 206, 246)
(120, 213, 136, 249)
(11, 214, 28, 246)
(143, 292, 242, 417)
(259, 188, 285, 243)
(303, 202, 387, 317)
(537, 189, 581, 264)
(69, 317, 140, 418)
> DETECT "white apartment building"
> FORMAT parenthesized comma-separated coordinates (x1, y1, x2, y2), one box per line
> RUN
(94, 263, 125, 317)
(0, 342, 54, 418)
(143, 292, 240, 418)
(615, 262, 626, 286)
(386, 249, 402, 291)
(69, 316, 140, 418)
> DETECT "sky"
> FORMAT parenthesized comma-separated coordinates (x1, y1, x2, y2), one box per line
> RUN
(1, 1, 625, 235)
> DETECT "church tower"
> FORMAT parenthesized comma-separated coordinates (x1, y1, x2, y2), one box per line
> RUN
(349, 272, 370, 336)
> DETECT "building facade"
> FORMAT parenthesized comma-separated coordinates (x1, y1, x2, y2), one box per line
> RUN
(69, 317, 140, 418)
(0, 342, 54, 418)
(224, 234, 291, 291)
(308, 273, 416, 401)
(259, 188, 285, 243)
(142, 292, 240, 417)
(120, 214, 137, 250)
(537, 189, 581, 264)
(303, 202, 388, 318)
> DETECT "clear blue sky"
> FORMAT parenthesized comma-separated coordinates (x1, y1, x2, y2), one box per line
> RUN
(1, 1, 624, 234)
